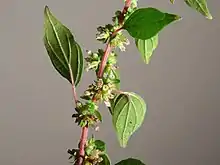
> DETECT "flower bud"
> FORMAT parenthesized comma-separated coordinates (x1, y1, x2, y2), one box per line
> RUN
(102, 84, 109, 91)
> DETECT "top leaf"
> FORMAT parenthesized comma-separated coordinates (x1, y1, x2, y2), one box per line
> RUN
(184, 0, 212, 19)
(123, 7, 181, 40)
(115, 158, 145, 165)
(43, 6, 84, 86)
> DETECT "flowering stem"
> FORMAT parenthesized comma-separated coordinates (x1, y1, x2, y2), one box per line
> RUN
(77, 1, 132, 165)
(97, 43, 111, 77)
(97, 27, 122, 78)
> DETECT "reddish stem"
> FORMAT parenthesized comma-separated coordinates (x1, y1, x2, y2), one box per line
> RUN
(123, 0, 132, 14)
(97, 27, 123, 78)
(77, 126, 89, 165)
(97, 43, 111, 77)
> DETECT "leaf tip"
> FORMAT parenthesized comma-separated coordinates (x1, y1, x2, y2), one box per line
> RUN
(206, 14, 213, 20)
(120, 141, 127, 148)
(175, 15, 182, 21)
(44, 5, 49, 14)
(145, 59, 150, 64)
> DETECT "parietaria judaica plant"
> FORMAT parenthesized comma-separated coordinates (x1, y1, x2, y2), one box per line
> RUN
(43, 0, 213, 165)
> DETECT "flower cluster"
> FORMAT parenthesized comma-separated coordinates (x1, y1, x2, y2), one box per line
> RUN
(96, 10, 131, 51)
(72, 101, 102, 127)
(96, 24, 114, 43)
(85, 49, 103, 72)
(84, 138, 105, 165)
(110, 31, 130, 51)
(67, 137, 105, 165)
(81, 79, 116, 107)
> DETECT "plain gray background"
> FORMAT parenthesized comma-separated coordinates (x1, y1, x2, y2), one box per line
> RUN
(0, 0, 219, 165)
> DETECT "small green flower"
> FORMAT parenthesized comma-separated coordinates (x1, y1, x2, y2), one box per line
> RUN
(111, 32, 130, 51)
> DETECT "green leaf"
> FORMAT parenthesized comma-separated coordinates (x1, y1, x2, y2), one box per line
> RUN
(104, 67, 120, 90)
(43, 6, 84, 86)
(94, 110, 102, 122)
(112, 92, 147, 147)
(110, 69, 120, 89)
(123, 7, 181, 40)
(115, 158, 145, 165)
(135, 34, 158, 64)
(99, 154, 111, 165)
(94, 140, 106, 151)
(184, 0, 212, 19)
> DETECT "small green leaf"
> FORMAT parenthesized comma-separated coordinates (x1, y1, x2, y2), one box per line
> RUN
(184, 0, 212, 19)
(43, 6, 84, 86)
(123, 8, 181, 40)
(110, 69, 120, 89)
(115, 158, 145, 165)
(94, 140, 106, 151)
(94, 110, 102, 122)
(135, 34, 158, 64)
(112, 92, 147, 147)
(99, 154, 111, 165)
(105, 67, 120, 90)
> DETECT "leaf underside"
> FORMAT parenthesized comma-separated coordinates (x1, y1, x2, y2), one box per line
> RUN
(135, 34, 159, 64)
(184, 0, 212, 19)
(111, 92, 147, 147)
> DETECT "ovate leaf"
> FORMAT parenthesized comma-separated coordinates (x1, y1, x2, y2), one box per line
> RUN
(99, 154, 111, 165)
(94, 140, 106, 152)
(184, 0, 212, 19)
(135, 34, 159, 64)
(112, 92, 147, 147)
(123, 8, 181, 40)
(115, 158, 145, 165)
(43, 6, 84, 86)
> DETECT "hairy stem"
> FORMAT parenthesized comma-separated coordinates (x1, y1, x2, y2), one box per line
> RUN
(77, 1, 131, 165)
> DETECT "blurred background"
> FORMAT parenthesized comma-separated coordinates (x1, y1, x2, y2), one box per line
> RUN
(0, 0, 219, 165)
